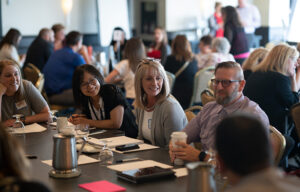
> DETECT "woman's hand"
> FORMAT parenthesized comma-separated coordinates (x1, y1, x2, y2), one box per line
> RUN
(0, 83, 7, 96)
(68, 114, 88, 125)
(4, 119, 15, 127)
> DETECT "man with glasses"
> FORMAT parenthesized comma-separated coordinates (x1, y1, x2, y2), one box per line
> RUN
(169, 61, 269, 162)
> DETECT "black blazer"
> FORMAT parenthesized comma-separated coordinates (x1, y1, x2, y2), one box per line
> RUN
(244, 71, 299, 133)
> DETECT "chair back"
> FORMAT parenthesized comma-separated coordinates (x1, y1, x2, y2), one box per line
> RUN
(269, 125, 286, 165)
(184, 105, 202, 122)
(290, 103, 300, 140)
(166, 71, 175, 92)
(190, 66, 215, 106)
(23, 63, 45, 93)
(200, 88, 215, 106)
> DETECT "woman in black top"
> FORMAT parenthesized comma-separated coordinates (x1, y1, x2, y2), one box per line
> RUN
(164, 35, 198, 109)
(69, 64, 138, 138)
(222, 6, 249, 65)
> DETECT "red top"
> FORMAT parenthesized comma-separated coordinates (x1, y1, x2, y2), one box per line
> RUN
(214, 12, 224, 37)
(147, 49, 161, 59)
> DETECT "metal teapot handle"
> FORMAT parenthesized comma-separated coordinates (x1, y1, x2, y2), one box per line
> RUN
(77, 137, 87, 160)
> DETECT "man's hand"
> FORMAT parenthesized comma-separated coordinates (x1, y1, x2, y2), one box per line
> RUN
(170, 141, 201, 162)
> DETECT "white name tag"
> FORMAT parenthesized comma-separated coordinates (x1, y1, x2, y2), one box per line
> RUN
(15, 100, 27, 110)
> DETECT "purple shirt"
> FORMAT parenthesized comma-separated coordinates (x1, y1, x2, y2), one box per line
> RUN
(183, 95, 269, 150)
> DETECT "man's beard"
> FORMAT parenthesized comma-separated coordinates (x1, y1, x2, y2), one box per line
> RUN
(215, 86, 239, 105)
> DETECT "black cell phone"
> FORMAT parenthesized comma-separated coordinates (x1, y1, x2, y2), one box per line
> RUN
(115, 144, 140, 151)
(117, 166, 175, 183)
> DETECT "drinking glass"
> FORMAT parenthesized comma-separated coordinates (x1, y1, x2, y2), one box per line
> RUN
(12, 114, 25, 134)
(98, 140, 113, 165)
(76, 124, 89, 138)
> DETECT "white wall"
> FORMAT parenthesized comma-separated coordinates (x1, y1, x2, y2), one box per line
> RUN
(1, 0, 98, 35)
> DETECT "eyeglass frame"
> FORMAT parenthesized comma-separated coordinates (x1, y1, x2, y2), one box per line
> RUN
(211, 79, 241, 87)
(80, 78, 98, 89)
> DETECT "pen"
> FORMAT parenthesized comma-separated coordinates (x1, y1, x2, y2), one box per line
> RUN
(116, 157, 141, 163)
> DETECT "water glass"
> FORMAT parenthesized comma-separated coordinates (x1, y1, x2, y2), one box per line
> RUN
(12, 114, 25, 133)
(98, 141, 113, 165)
(76, 124, 89, 138)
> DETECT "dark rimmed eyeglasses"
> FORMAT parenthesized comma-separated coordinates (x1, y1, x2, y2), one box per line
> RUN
(211, 79, 241, 87)
(80, 78, 97, 89)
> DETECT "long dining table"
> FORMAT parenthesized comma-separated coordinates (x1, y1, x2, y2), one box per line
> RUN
(17, 127, 188, 192)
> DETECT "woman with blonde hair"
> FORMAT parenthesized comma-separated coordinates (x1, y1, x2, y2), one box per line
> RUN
(164, 35, 198, 109)
(242, 47, 269, 80)
(0, 59, 50, 127)
(105, 37, 146, 105)
(244, 44, 300, 134)
(0, 123, 50, 191)
(134, 58, 187, 148)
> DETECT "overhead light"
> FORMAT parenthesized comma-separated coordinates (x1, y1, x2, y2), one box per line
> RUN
(61, 0, 73, 15)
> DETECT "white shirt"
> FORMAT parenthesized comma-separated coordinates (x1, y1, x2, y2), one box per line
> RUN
(237, 4, 261, 34)
(197, 52, 235, 70)
(0, 44, 22, 67)
(141, 110, 153, 142)
(114, 59, 135, 99)
(88, 97, 105, 120)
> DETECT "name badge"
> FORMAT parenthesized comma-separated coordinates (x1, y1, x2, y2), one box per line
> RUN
(148, 119, 152, 129)
(15, 100, 27, 110)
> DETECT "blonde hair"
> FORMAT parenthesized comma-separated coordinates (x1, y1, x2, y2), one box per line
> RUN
(242, 48, 269, 71)
(254, 44, 299, 75)
(134, 59, 170, 109)
(0, 59, 24, 101)
(0, 123, 30, 180)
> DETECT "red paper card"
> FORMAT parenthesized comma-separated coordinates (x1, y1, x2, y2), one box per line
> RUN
(79, 180, 126, 192)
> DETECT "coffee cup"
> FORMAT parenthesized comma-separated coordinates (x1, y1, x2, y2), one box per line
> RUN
(57, 117, 68, 133)
(171, 132, 187, 166)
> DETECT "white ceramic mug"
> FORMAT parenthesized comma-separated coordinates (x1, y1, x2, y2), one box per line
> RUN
(56, 117, 68, 133)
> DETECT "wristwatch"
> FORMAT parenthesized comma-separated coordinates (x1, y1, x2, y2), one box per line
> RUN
(198, 151, 207, 161)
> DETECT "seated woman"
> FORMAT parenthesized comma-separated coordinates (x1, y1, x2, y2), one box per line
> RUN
(134, 59, 187, 148)
(147, 27, 171, 65)
(0, 28, 26, 68)
(0, 123, 50, 191)
(244, 44, 300, 134)
(69, 64, 138, 138)
(197, 37, 235, 70)
(0, 59, 50, 127)
(164, 35, 198, 109)
(242, 47, 269, 80)
(105, 37, 146, 105)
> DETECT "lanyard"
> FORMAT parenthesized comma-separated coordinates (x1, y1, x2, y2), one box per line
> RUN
(89, 98, 104, 120)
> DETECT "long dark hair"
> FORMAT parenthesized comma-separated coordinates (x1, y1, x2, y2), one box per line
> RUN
(72, 64, 104, 110)
(0, 28, 21, 49)
(222, 6, 242, 27)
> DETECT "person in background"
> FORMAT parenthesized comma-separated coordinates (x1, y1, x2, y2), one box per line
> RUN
(110, 27, 127, 62)
(169, 61, 269, 163)
(23, 28, 54, 71)
(208, 2, 224, 37)
(105, 37, 146, 105)
(242, 47, 269, 80)
(164, 35, 198, 109)
(147, 27, 171, 66)
(216, 114, 300, 192)
(237, 0, 261, 49)
(43, 31, 85, 106)
(195, 35, 213, 69)
(197, 37, 235, 70)
(0, 28, 26, 68)
(0, 123, 50, 191)
(69, 64, 138, 138)
(134, 59, 187, 148)
(52, 23, 65, 51)
(52, 23, 91, 64)
(222, 6, 249, 65)
(0, 60, 50, 127)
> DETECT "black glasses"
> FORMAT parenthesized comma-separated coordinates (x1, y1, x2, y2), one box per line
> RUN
(80, 78, 97, 89)
(211, 79, 241, 87)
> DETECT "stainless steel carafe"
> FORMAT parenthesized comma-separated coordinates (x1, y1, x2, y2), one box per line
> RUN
(186, 162, 216, 192)
(49, 133, 86, 178)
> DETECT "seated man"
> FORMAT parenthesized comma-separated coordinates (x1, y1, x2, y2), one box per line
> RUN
(23, 28, 54, 71)
(169, 61, 269, 162)
(216, 114, 300, 191)
(43, 31, 85, 106)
